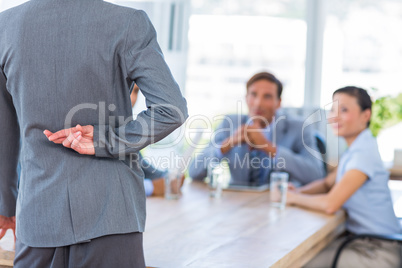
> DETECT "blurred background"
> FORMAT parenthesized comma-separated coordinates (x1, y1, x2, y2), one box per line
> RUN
(1, 0, 401, 164)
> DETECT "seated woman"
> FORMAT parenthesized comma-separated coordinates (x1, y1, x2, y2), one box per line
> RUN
(287, 86, 401, 267)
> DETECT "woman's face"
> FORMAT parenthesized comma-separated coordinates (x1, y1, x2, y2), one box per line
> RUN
(329, 93, 371, 139)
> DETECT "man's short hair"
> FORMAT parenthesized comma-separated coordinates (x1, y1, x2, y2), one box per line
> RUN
(246, 72, 283, 99)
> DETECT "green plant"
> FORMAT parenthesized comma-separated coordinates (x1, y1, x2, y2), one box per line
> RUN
(370, 93, 402, 137)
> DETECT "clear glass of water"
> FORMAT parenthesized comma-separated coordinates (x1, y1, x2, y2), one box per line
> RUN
(164, 171, 181, 200)
(208, 160, 224, 198)
(270, 172, 289, 209)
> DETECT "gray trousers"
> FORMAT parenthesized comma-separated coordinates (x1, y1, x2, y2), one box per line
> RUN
(14, 232, 145, 268)
(304, 236, 401, 268)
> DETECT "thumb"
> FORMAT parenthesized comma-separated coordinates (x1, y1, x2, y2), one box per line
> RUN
(82, 125, 93, 134)
(75, 124, 83, 132)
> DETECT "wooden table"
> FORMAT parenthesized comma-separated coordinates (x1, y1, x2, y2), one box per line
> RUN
(0, 256, 12, 268)
(144, 181, 345, 268)
(0, 181, 346, 268)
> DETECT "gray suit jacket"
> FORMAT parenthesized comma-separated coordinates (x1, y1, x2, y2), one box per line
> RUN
(0, 0, 188, 247)
(189, 114, 325, 185)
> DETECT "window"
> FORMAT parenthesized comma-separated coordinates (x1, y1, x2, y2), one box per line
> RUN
(321, 0, 402, 162)
(186, 0, 307, 117)
(321, 0, 402, 104)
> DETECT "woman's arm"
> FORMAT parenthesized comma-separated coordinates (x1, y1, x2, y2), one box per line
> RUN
(287, 169, 368, 214)
(292, 169, 337, 195)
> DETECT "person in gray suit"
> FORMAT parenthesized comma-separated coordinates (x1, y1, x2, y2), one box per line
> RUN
(0, 0, 188, 267)
(189, 72, 325, 186)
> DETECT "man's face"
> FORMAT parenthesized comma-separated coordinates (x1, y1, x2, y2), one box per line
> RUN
(246, 79, 281, 124)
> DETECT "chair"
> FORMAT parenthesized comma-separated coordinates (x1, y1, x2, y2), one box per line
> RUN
(314, 132, 327, 174)
(278, 106, 345, 172)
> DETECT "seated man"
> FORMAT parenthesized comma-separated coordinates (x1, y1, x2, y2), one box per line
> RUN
(130, 84, 183, 196)
(189, 72, 325, 186)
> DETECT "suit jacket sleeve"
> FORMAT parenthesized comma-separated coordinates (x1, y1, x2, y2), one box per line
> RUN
(0, 68, 19, 217)
(275, 125, 326, 184)
(93, 10, 188, 158)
